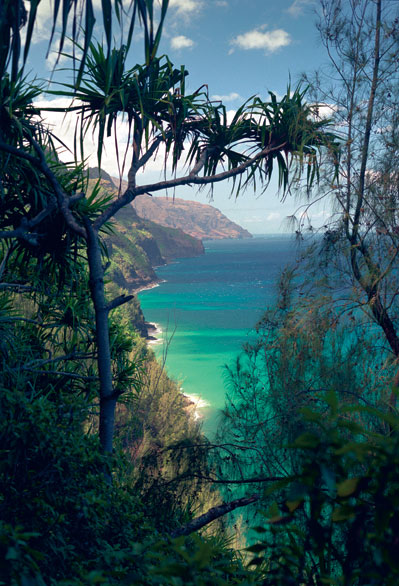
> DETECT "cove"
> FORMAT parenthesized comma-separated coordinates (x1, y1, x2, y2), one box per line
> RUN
(138, 235, 297, 436)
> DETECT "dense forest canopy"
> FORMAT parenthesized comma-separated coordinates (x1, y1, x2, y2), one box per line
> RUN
(2, 0, 399, 584)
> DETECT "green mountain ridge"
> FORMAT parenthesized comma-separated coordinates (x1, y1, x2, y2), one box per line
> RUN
(109, 203, 205, 293)
(88, 168, 204, 287)
(89, 168, 252, 240)
(87, 167, 252, 336)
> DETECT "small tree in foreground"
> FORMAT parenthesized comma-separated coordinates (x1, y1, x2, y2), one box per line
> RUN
(248, 392, 399, 585)
(0, 0, 338, 457)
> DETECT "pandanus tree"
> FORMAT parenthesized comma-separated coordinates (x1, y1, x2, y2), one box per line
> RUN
(0, 0, 338, 457)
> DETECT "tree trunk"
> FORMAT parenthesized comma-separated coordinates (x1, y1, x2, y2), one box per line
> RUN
(85, 221, 116, 455)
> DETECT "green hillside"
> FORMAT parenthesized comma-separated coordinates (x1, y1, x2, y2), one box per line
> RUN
(86, 172, 204, 335)
(88, 172, 203, 286)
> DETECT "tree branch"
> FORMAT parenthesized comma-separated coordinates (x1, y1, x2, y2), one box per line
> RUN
(27, 136, 87, 238)
(106, 294, 134, 313)
(22, 352, 95, 370)
(0, 138, 86, 239)
(189, 473, 284, 485)
(188, 146, 216, 177)
(0, 203, 57, 244)
(0, 283, 34, 291)
(135, 135, 165, 172)
(170, 494, 260, 538)
(22, 368, 98, 381)
(94, 141, 286, 229)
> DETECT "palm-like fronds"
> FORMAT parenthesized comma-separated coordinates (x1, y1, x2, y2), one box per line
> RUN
(1, 0, 168, 85)
(56, 38, 338, 200)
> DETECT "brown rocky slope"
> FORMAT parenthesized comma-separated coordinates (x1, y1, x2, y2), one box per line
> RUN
(131, 195, 252, 240)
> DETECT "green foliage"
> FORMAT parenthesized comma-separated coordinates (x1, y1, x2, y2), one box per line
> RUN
(0, 0, 349, 582)
(250, 393, 399, 585)
(50, 31, 336, 199)
(150, 534, 256, 585)
(217, 266, 391, 494)
(0, 276, 249, 584)
(0, 382, 254, 584)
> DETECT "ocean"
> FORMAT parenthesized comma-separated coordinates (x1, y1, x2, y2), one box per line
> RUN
(138, 235, 298, 435)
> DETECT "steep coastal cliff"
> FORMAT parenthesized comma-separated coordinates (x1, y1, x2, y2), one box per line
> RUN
(87, 169, 205, 336)
(88, 168, 205, 289)
(108, 203, 204, 292)
(132, 195, 252, 240)
(87, 168, 253, 335)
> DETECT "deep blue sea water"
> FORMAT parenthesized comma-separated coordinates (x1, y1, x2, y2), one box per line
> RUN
(138, 235, 297, 435)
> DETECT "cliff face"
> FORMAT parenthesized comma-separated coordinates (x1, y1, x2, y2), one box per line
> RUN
(104, 194, 204, 292)
(86, 168, 205, 289)
(86, 167, 249, 337)
(131, 195, 252, 240)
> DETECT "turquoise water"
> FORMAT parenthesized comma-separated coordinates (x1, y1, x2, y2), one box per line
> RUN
(138, 235, 297, 434)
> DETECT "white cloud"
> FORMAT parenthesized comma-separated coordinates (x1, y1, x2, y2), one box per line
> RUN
(169, 0, 202, 15)
(211, 92, 242, 102)
(230, 26, 292, 54)
(286, 0, 316, 18)
(29, 0, 120, 45)
(215, 0, 228, 6)
(171, 35, 195, 50)
(310, 210, 329, 220)
(46, 37, 77, 69)
(311, 102, 337, 120)
(34, 98, 135, 177)
(24, 0, 52, 44)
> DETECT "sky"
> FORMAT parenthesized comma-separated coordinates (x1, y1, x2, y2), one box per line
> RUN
(28, 0, 333, 234)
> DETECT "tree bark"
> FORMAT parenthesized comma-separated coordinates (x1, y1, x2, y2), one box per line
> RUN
(85, 220, 116, 455)
(170, 494, 260, 538)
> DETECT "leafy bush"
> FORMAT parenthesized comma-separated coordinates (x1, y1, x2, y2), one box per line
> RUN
(250, 392, 399, 585)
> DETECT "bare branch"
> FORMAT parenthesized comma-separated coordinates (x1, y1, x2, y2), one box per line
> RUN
(170, 494, 260, 538)
(0, 283, 34, 291)
(22, 352, 95, 370)
(22, 368, 98, 381)
(106, 294, 134, 313)
(0, 199, 56, 244)
(69, 192, 85, 203)
(189, 473, 284, 485)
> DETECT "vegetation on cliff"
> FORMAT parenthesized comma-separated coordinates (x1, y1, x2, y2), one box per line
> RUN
(0, 0, 332, 580)
(132, 195, 252, 240)
(88, 170, 205, 292)
(3, 0, 399, 583)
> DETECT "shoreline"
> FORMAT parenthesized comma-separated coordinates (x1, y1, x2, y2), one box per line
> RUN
(144, 321, 163, 345)
(182, 392, 210, 421)
(141, 316, 209, 421)
(133, 279, 160, 295)
(134, 260, 210, 421)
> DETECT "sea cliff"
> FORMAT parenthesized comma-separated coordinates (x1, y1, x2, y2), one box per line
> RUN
(132, 194, 252, 240)
(109, 204, 204, 290)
